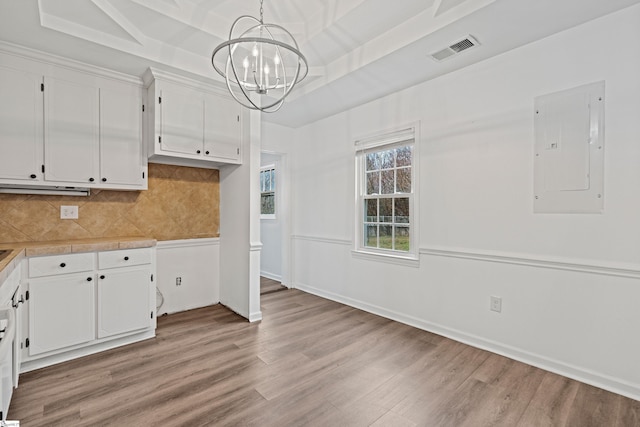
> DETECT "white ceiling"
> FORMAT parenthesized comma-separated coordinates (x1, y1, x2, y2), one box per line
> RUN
(1, 0, 639, 127)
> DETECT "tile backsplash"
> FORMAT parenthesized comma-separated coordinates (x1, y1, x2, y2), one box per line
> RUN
(0, 163, 219, 243)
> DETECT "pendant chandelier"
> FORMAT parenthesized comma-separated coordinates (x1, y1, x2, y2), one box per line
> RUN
(211, 0, 308, 113)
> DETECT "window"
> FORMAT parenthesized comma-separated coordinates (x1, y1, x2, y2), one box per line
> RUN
(355, 126, 417, 259)
(260, 165, 276, 218)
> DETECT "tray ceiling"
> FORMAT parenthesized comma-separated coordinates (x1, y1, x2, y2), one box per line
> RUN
(0, 0, 639, 127)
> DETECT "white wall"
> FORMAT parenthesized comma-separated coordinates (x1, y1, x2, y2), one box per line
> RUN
(260, 152, 283, 281)
(274, 6, 640, 399)
(155, 239, 220, 315)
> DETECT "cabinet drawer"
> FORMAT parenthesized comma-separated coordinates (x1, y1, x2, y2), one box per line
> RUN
(29, 253, 94, 278)
(98, 248, 151, 269)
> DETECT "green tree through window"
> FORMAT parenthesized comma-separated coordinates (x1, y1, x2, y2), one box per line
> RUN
(260, 166, 276, 217)
(362, 145, 412, 252)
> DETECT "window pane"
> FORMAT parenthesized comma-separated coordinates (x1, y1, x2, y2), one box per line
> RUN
(396, 146, 412, 167)
(394, 226, 410, 251)
(380, 198, 392, 223)
(381, 170, 394, 194)
(264, 170, 271, 190)
(366, 171, 379, 195)
(380, 150, 394, 169)
(396, 167, 411, 193)
(394, 198, 409, 223)
(379, 225, 392, 249)
(270, 169, 275, 191)
(260, 171, 265, 192)
(366, 153, 379, 171)
(261, 194, 274, 214)
(365, 199, 378, 222)
(365, 225, 378, 248)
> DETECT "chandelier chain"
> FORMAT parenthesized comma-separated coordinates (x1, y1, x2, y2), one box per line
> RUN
(259, 0, 264, 24)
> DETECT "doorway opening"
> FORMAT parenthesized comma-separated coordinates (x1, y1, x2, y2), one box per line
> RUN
(260, 151, 291, 293)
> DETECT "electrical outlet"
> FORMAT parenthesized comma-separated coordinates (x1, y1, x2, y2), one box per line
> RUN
(490, 296, 502, 313)
(176, 277, 182, 286)
(60, 205, 78, 219)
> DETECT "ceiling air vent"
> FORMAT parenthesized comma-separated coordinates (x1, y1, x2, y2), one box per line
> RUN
(431, 35, 479, 61)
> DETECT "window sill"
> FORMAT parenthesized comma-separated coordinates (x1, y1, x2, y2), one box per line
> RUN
(260, 214, 276, 220)
(351, 249, 420, 268)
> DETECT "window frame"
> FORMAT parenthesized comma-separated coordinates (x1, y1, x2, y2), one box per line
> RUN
(354, 124, 419, 263)
(260, 164, 276, 220)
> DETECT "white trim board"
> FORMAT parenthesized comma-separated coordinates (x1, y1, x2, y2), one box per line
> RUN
(294, 281, 640, 401)
(156, 238, 220, 250)
(420, 246, 640, 279)
(259, 271, 282, 282)
(291, 236, 640, 278)
(292, 235, 351, 246)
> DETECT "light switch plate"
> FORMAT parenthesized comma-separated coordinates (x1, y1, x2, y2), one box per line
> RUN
(60, 205, 78, 219)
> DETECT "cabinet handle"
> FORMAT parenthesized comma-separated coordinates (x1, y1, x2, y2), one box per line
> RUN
(205, 151, 210, 155)
(30, 174, 37, 179)
(100, 275, 105, 280)
(124, 256, 129, 261)
(89, 178, 95, 182)
(86, 277, 93, 282)
(102, 178, 107, 182)
(196, 150, 201, 154)
(60, 263, 66, 268)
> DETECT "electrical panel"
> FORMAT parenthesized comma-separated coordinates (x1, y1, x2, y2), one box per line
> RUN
(533, 81, 605, 213)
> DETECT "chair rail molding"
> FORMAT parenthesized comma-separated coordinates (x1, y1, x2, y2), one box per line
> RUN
(419, 246, 640, 279)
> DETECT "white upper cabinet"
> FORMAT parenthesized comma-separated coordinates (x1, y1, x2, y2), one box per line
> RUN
(145, 68, 243, 168)
(100, 83, 145, 186)
(44, 77, 100, 184)
(159, 81, 205, 156)
(0, 48, 147, 191)
(204, 92, 242, 161)
(0, 66, 43, 182)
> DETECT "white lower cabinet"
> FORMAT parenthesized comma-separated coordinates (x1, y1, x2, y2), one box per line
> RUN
(29, 273, 95, 356)
(97, 267, 151, 339)
(22, 247, 155, 369)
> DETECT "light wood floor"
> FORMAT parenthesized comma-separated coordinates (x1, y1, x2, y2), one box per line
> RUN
(8, 289, 639, 426)
(260, 276, 287, 295)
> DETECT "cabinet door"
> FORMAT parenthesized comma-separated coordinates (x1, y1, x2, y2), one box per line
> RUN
(100, 85, 144, 186)
(0, 66, 43, 181)
(97, 267, 151, 339)
(159, 83, 204, 156)
(44, 77, 99, 184)
(204, 93, 242, 162)
(29, 273, 95, 356)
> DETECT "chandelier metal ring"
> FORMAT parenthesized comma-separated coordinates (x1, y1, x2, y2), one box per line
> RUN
(211, 12, 308, 113)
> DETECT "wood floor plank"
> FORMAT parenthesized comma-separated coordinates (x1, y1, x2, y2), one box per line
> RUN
(8, 289, 637, 426)
(517, 371, 580, 426)
(565, 383, 623, 427)
(260, 276, 287, 295)
(616, 397, 640, 427)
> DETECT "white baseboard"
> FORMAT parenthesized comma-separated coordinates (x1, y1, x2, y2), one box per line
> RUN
(249, 311, 263, 322)
(295, 281, 640, 401)
(260, 271, 282, 282)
